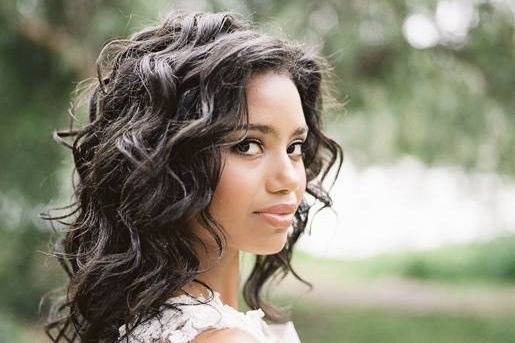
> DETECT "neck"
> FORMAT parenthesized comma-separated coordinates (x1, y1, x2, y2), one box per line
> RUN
(181, 245, 241, 310)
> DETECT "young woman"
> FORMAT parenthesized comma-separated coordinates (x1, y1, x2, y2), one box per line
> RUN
(43, 9, 343, 343)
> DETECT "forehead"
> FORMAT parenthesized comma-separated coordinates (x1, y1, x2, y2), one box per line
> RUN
(244, 71, 306, 129)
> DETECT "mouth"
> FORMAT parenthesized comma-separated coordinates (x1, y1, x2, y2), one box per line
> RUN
(253, 211, 294, 228)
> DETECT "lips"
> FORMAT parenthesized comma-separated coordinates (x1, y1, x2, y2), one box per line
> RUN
(253, 203, 297, 228)
(254, 212, 294, 228)
(254, 203, 297, 214)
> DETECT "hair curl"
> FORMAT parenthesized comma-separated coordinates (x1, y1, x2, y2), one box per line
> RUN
(41, 10, 343, 343)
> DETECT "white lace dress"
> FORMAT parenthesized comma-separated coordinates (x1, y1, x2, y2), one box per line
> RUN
(117, 290, 301, 343)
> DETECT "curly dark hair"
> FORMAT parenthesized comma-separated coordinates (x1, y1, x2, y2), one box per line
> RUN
(41, 9, 343, 343)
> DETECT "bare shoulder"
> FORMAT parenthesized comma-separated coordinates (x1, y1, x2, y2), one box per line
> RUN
(191, 327, 261, 343)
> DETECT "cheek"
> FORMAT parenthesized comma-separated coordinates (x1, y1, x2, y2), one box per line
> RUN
(209, 157, 257, 220)
(296, 162, 307, 196)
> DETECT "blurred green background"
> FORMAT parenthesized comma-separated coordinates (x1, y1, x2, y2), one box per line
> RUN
(1, 0, 514, 342)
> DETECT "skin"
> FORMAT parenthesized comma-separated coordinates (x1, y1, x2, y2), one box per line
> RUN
(182, 70, 308, 313)
(191, 327, 262, 343)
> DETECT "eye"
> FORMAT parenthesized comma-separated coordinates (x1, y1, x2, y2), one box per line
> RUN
(231, 139, 263, 156)
(288, 141, 306, 157)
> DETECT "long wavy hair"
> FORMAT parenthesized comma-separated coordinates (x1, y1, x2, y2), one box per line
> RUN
(41, 9, 343, 343)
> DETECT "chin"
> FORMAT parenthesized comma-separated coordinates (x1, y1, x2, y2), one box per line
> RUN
(267, 245, 286, 255)
(249, 237, 288, 255)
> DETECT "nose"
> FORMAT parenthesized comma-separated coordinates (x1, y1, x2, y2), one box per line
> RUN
(266, 151, 304, 194)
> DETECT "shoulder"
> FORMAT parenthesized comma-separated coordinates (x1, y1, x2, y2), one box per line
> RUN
(191, 327, 262, 343)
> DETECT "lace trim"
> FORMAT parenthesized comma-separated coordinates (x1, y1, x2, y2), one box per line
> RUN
(118, 291, 275, 343)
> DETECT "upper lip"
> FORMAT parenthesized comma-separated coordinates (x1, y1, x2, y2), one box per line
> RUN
(254, 203, 297, 214)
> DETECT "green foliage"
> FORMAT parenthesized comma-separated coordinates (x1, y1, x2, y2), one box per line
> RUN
(290, 298, 515, 343)
(249, 0, 515, 175)
(0, 312, 34, 343)
(0, 223, 65, 320)
(294, 234, 515, 285)
(317, 1, 515, 174)
(398, 234, 515, 282)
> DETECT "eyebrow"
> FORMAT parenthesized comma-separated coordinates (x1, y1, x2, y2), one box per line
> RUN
(237, 123, 309, 139)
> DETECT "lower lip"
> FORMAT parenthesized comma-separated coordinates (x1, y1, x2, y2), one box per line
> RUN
(254, 212, 293, 228)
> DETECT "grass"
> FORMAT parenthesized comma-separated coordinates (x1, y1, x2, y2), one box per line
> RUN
(289, 297, 515, 343)
(257, 235, 515, 342)
(290, 233, 515, 287)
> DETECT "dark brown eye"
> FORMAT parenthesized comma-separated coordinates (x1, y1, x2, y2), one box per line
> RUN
(288, 141, 306, 156)
(231, 139, 262, 155)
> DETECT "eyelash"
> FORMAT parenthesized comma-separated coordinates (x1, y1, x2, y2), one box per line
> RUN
(231, 138, 307, 157)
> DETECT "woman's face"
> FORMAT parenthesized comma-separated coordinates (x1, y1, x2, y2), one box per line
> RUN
(202, 70, 308, 255)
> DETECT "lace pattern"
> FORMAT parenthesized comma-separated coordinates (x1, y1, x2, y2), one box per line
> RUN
(117, 291, 282, 343)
